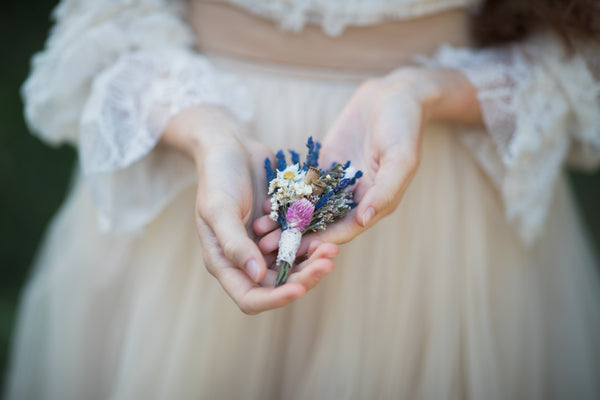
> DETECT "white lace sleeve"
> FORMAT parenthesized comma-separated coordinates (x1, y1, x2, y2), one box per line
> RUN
(421, 33, 600, 244)
(22, 0, 253, 233)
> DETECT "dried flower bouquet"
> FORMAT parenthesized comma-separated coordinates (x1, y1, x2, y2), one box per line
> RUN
(264, 137, 362, 286)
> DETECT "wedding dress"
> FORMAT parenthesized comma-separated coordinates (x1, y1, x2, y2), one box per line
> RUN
(6, 0, 600, 399)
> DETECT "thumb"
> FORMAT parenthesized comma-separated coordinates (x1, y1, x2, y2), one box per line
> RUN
(355, 146, 419, 228)
(199, 201, 267, 283)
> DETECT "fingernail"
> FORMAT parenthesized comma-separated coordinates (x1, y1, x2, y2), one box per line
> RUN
(362, 207, 375, 227)
(245, 259, 260, 282)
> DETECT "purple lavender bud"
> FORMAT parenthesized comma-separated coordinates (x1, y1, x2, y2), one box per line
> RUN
(286, 198, 315, 231)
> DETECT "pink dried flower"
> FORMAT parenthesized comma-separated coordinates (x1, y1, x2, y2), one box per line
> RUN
(286, 198, 315, 231)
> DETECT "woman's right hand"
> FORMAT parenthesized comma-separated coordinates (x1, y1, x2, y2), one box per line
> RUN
(255, 67, 482, 255)
(162, 106, 338, 314)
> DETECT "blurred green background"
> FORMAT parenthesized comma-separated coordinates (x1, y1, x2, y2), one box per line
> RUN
(1, 0, 599, 392)
(1, 0, 76, 390)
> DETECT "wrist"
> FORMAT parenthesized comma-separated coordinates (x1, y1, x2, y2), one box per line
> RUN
(382, 67, 483, 126)
(162, 105, 245, 161)
(420, 68, 483, 125)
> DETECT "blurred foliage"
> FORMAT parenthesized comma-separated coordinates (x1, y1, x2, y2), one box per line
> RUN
(0, 0, 599, 392)
(1, 0, 75, 390)
(570, 171, 600, 252)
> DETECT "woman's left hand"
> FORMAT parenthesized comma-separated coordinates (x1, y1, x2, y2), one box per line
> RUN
(255, 67, 482, 253)
(163, 105, 339, 314)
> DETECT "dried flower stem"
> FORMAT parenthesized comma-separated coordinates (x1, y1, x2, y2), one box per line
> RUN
(275, 261, 291, 287)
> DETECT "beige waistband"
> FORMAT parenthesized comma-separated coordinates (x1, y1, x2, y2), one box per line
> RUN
(206, 51, 394, 82)
(189, 2, 472, 74)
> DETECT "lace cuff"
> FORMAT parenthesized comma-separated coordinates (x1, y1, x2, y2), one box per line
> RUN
(421, 33, 600, 243)
(80, 48, 252, 232)
(22, 0, 253, 233)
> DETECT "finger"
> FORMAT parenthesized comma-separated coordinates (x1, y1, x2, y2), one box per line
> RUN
(258, 229, 282, 254)
(287, 243, 338, 290)
(219, 267, 307, 314)
(308, 239, 324, 254)
(263, 251, 277, 267)
(288, 239, 334, 270)
(296, 214, 366, 253)
(355, 146, 418, 228)
(196, 218, 229, 271)
(294, 238, 332, 263)
(262, 199, 272, 214)
(294, 241, 338, 272)
(259, 268, 280, 287)
(261, 211, 364, 257)
(197, 220, 307, 314)
(259, 233, 319, 262)
(259, 228, 338, 256)
(289, 210, 367, 256)
(253, 214, 280, 236)
(288, 258, 335, 291)
(261, 242, 337, 289)
(201, 204, 267, 283)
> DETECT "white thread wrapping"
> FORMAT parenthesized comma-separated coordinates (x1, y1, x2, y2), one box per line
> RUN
(276, 228, 302, 265)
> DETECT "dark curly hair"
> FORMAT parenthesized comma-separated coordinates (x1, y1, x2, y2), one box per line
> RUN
(471, 0, 600, 47)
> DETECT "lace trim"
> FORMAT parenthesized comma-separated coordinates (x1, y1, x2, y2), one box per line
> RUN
(22, 0, 193, 147)
(219, 0, 479, 36)
(77, 48, 252, 232)
(23, 0, 255, 233)
(420, 33, 600, 244)
(79, 49, 252, 174)
(277, 229, 302, 265)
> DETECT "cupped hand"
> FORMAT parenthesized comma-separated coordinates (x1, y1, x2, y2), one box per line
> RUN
(163, 105, 339, 314)
(255, 67, 481, 253)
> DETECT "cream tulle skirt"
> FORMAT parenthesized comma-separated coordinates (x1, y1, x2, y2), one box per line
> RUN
(6, 57, 600, 400)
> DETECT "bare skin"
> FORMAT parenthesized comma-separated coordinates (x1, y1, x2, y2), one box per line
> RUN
(162, 106, 339, 314)
(161, 66, 482, 315)
(254, 67, 483, 255)
(152, 2, 485, 314)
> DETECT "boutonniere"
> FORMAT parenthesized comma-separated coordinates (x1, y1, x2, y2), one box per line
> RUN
(264, 137, 362, 286)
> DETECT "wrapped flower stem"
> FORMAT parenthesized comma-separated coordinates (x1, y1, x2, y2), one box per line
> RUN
(264, 137, 362, 286)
